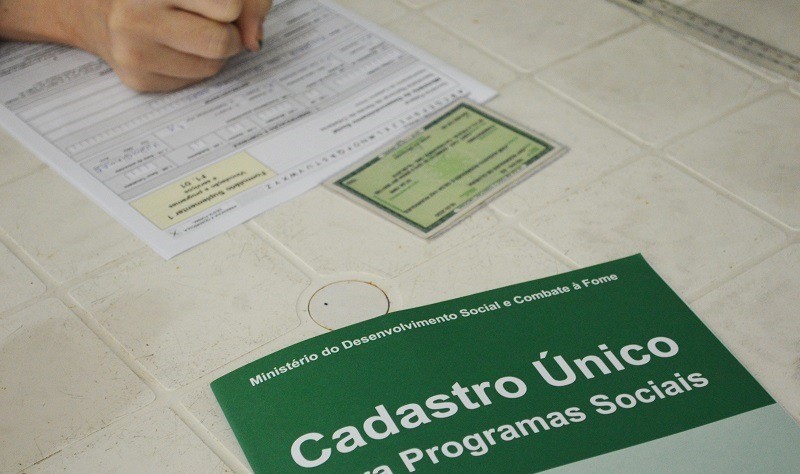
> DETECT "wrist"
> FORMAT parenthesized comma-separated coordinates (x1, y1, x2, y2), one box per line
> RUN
(56, 0, 112, 56)
(0, 0, 62, 43)
(0, 0, 109, 55)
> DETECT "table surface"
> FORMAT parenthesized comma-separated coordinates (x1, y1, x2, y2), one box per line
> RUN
(1, 0, 799, 472)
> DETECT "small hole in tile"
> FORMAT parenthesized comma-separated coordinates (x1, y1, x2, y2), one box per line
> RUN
(308, 280, 390, 330)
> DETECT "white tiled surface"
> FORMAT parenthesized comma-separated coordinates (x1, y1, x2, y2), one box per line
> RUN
(253, 187, 500, 277)
(425, 0, 639, 72)
(181, 325, 328, 470)
(489, 80, 641, 215)
(387, 13, 517, 89)
(2, 0, 799, 472)
(333, 0, 407, 24)
(538, 25, 770, 145)
(666, 93, 800, 229)
(389, 229, 570, 307)
(691, 245, 800, 419)
(27, 407, 232, 473)
(0, 133, 44, 188)
(0, 243, 45, 313)
(0, 169, 143, 283)
(520, 156, 786, 296)
(0, 300, 153, 473)
(69, 227, 308, 389)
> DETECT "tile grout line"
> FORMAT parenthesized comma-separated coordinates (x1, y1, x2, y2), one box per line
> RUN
(484, 206, 580, 270)
(653, 85, 784, 150)
(490, 74, 655, 155)
(421, 5, 644, 76)
(0, 229, 56, 320)
(0, 293, 51, 322)
(171, 319, 327, 402)
(529, 76, 657, 148)
(0, 229, 74, 321)
(59, 287, 254, 471)
(58, 288, 169, 396)
(685, 239, 791, 303)
(523, 21, 645, 77)
(0, 226, 148, 319)
(15, 402, 170, 473)
(671, 26, 791, 87)
(485, 147, 650, 225)
(59, 246, 151, 292)
(0, 251, 148, 321)
(527, 20, 784, 150)
(0, 228, 60, 293)
(159, 323, 342, 472)
(397, 0, 436, 10)
(161, 323, 344, 471)
(649, 141, 795, 299)
(382, 10, 522, 89)
(242, 220, 374, 328)
(512, 223, 581, 270)
(656, 151, 796, 236)
(154, 325, 338, 472)
(648, 147, 796, 300)
(530, 70, 777, 153)
(0, 231, 246, 469)
(168, 402, 252, 473)
(488, 134, 793, 304)
(0, 164, 47, 190)
(161, 321, 340, 473)
(515, 70, 793, 248)
(245, 221, 321, 280)
(603, 0, 792, 87)
(381, 224, 488, 286)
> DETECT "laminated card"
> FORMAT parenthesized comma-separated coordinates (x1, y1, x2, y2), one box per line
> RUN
(211, 255, 800, 473)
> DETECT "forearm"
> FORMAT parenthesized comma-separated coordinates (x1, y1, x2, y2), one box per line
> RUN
(0, 0, 75, 45)
(0, 0, 270, 92)
(0, 0, 111, 58)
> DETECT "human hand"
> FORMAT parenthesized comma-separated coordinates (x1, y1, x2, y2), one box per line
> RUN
(71, 0, 273, 91)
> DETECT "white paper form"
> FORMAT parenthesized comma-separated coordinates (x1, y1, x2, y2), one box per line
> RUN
(0, 0, 495, 258)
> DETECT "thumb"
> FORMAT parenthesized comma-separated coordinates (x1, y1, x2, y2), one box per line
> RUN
(237, 0, 273, 52)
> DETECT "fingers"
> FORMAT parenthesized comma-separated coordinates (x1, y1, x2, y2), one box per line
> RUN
(105, 8, 241, 91)
(112, 47, 223, 91)
(116, 70, 199, 93)
(171, 0, 244, 23)
(102, 0, 264, 92)
(151, 8, 243, 58)
(115, 42, 227, 80)
(236, 0, 273, 51)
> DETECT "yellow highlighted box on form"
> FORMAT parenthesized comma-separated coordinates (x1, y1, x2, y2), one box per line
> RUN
(132, 152, 275, 229)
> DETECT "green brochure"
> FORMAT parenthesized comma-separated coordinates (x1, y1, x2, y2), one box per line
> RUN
(211, 255, 800, 473)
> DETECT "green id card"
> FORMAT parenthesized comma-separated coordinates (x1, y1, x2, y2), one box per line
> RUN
(329, 102, 565, 237)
